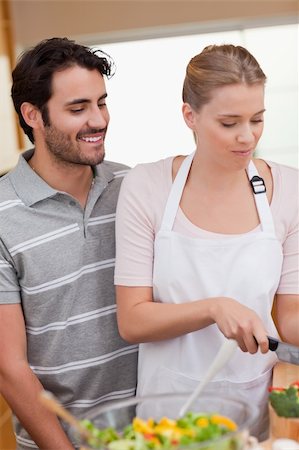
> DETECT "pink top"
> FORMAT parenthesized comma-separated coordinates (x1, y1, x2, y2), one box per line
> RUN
(115, 156, 299, 294)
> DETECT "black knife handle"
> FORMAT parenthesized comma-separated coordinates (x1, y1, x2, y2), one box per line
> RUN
(253, 336, 279, 351)
(267, 336, 279, 351)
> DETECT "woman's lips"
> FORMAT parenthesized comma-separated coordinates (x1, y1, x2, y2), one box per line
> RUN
(232, 149, 252, 157)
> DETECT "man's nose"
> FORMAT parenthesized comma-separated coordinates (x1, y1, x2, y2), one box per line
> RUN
(88, 107, 109, 129)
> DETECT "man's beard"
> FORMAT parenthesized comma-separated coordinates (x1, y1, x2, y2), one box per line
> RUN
(44, 124, 106, 167)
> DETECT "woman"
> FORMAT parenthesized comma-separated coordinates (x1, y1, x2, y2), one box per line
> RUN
(114, 44, 299, 441)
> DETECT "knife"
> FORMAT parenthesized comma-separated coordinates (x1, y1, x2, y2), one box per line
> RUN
(267, 336, 299, 365)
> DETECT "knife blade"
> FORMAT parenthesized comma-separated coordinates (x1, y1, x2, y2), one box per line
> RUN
(267, 336, 299, 365)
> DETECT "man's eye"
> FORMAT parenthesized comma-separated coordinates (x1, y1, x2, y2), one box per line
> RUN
(70, 108, 84, 113)
(98, 103, 106, 109)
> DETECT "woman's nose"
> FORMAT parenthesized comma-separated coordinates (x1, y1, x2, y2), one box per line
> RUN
(236, 125, 255, 144)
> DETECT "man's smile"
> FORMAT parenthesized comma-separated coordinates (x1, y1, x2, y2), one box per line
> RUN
(79, 134, 103, 143)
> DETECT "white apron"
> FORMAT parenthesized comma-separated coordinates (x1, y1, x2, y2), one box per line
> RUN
(137, 153, 283, 441)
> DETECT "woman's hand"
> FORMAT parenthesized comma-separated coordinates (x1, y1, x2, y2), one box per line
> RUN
(209, 297, 269, 354)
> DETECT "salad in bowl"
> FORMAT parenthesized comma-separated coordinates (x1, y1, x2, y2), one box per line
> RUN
(76, 392, 258, 449)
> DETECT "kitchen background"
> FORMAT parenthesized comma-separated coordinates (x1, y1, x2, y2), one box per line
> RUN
(0, 0, 298, 175)
(0, 1, 298, 448)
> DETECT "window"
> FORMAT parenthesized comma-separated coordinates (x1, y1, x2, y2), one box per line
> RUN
(97, 23, 298, 168)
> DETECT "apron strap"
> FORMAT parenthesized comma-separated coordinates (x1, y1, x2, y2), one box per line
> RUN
(161, 154, 275, 235)
(246, 161, 275, 234)
(160, 152, 195, 231)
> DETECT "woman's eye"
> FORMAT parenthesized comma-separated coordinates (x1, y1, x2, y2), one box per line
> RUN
(251, 119, 263, 124)
(98, 103, 106, 109)
(222, 123, 236, 128)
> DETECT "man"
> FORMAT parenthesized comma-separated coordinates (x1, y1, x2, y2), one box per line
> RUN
(0, 37, 138, 449)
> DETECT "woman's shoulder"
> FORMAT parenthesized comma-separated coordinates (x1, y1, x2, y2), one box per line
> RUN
(118, 155, 180, 227)
(254, 158, 298, 186)
(265, 159, 298, 174)
(253, 160, 298, 243)
(126, 153, 191, 183)
(259, 159, 298, 223)
(118, 156, 175, 208)
(253, 158, 298, 212)
(265, 159, 298, 194)
(122, 155, 178, 189)
(132, 155, 174, 174)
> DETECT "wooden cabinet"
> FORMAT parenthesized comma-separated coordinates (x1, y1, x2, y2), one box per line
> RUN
(0, 395, 16, 450)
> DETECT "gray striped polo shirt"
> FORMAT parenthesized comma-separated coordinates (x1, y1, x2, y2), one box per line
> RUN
(0, 150, 138, 449)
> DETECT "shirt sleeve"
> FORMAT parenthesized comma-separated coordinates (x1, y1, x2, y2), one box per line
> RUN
(0, 239, 21, 304)
(273, 163, 299, 294)
(278, 221, 299, 294)
(114, 164, 157, 286)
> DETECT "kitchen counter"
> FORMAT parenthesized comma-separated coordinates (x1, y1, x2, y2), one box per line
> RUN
(261, 441, 271, 449)
(261, 361, 299, 449)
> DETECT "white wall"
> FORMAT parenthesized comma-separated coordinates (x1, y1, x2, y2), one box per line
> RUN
(99, 23, 298, 168)
(0, 55, 19, 174)
(12, 22, 298, 171)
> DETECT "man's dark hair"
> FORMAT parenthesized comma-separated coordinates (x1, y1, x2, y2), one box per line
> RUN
(11, 37, 114, 143)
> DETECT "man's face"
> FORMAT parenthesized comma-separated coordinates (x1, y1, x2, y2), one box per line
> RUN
(41, 65, 110, 166)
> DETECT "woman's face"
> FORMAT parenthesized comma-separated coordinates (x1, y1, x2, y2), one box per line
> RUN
(182, 83, 265, 170)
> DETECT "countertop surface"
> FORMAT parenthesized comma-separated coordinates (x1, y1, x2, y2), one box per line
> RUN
(261, 361, 299, 449)
(261, 441, 271, 449)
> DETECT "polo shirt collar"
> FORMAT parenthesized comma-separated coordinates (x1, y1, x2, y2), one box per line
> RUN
(93, 161, 115, 186)
(10, 149, 116, 207)
(10, 149, 58, 206)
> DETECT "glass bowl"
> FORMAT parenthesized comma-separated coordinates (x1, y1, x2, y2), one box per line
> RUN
(76, 392, 259, 449)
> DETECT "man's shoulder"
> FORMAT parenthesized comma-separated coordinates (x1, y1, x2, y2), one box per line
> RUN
(0, 171, 18, 201)
(100, 160, 130, 174)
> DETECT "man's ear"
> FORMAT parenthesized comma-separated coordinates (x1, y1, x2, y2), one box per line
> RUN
(20, 102, 43, 130)
(182, 103, 196, 130)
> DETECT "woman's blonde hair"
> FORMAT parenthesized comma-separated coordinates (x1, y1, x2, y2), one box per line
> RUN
(182, 44, 266, 111)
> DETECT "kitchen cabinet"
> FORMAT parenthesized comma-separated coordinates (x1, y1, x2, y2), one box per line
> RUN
(0, 395, 16, 450)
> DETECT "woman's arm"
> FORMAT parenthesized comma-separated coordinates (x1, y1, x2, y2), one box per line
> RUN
(115, 162, 270, 354)
(273, 294, 299, 346)
(116, 286, 214, 341)
(116, 285, 269, 354)
(270, 164, 299, 345)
